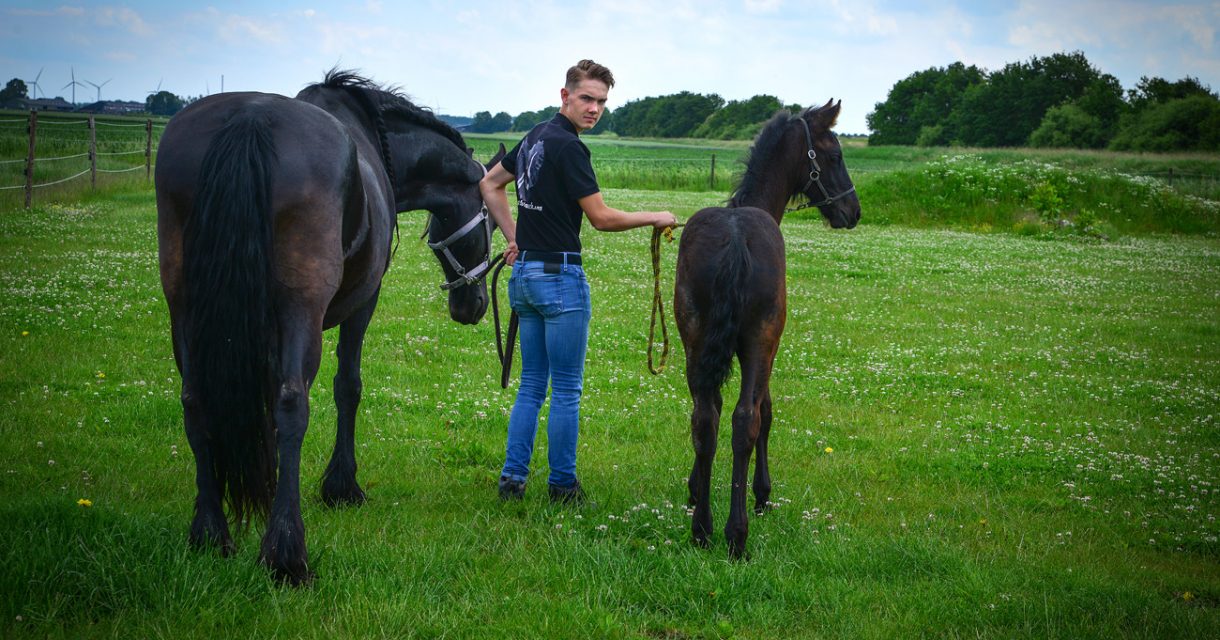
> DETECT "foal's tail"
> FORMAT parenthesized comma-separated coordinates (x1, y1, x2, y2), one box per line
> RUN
(689, 233, 752, 394)
(182, 108, 279, 525)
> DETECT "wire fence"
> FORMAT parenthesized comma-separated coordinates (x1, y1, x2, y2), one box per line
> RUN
(0, 110, 165, 207)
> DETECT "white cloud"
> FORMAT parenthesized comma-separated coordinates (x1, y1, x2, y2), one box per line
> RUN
(744, 0, 783, 13)
(217, 14, 286, 45)
(96, 7, 151, 37)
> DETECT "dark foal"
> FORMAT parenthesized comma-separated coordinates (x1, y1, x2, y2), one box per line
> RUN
(156, 70, 498, 584)
(674, 100, 860, 559)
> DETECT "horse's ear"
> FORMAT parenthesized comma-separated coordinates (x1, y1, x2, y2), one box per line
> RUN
(813, 99, 841, 129)
(486, 143, 507, 169)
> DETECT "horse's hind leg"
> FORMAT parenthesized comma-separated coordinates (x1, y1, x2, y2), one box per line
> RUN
(687, 381, 722, 549)
(183, 387, 234, 555)
(259, 308, 325, 586)
(725, 347, 775, 560)
(170, 316, 234, 555)
(321, 289, 380, 507)
(753, 388, 773, 515)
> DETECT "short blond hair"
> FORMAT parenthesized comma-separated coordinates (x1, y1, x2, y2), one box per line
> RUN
(566, 60, 615, 90)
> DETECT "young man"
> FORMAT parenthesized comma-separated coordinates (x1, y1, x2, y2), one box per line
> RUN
(480, 59, 676, 502)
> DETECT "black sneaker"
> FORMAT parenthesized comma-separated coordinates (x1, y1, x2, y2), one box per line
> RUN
(498, 476, 526, 500)
(548, 480, 585, 505)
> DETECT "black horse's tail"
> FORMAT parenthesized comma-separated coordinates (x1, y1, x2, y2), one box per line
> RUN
(689, 233, 752, 394)
(182, 109, 279, 525)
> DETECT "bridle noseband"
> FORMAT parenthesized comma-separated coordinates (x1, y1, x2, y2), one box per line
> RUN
(785, 116, 856, 214)
(428, 203, 493, 290)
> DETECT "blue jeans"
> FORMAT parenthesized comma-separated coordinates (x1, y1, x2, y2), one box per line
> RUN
(500, 259, 591, 488)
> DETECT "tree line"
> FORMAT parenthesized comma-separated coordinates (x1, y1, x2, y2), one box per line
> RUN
(466, 91, 803, 140)
(866, 51, 1219, 152)
(1, 78, 193, 116)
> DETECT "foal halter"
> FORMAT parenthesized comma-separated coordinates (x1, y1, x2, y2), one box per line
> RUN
(785, 116, 857, 214)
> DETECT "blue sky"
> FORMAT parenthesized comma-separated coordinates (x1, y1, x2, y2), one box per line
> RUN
(2, 1, 1217, 134)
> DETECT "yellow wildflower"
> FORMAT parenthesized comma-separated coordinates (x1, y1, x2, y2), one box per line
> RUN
(21, 331, 29, 336)
(824, 447, 833, 454)
(77, 499, 92, 508)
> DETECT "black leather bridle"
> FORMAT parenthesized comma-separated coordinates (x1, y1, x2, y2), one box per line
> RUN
(785, 116, 857, 213)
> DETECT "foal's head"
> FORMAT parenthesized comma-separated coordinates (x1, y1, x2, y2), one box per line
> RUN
(794, 101, 861, 229)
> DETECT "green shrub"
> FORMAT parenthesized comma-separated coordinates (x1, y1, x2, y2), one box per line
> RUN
(1110, 95, 1220, 152)
(1029, 103, 1107, 149)
(1029, 182, 1065, 224)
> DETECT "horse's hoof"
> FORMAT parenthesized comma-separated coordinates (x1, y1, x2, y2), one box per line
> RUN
(271, 565, 316, 587)
(692, 532, 712, 549)
(188, 520, 235, 557)
(728, 545, 752, 562)
(753, 501, 772, 516)
(321, 484, 366, 508)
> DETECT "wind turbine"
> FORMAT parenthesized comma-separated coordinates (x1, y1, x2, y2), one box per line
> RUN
(146, 78, 163, 97)
(62, 67, 86, 105)
(87, 78, 112, 102)
(27, 67, 44, 100)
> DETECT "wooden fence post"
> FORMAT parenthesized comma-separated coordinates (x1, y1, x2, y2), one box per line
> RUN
(145, 119, 153, 180)
(89, 115, 97, 190)
(24, 110, 37, 209)
(710, 153, 716, 190)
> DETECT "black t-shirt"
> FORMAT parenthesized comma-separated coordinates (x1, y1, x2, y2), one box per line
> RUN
(501, 114, 600, 253)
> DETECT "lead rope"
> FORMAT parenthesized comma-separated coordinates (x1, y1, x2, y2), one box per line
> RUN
(490, 252, 518, 388)
(648, 224, 683, 374)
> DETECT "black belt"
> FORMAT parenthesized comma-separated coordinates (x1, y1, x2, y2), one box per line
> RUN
(519, 251, 581, 265)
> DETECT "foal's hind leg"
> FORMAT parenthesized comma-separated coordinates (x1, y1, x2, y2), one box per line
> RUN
(753, 388, 773, 515)
(724, 347, 775, 560)
(259, 308, 325, 586)
(687, 381, 722, 549)
(321, 289, 380, 507)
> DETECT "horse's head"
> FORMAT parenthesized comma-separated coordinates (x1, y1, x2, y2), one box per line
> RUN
(797, 100, 861, 229)
(382, 106, 504, 325)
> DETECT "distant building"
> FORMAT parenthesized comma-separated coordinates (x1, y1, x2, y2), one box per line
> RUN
(77, 100, 146, 115)
(21, 97, 75, 112)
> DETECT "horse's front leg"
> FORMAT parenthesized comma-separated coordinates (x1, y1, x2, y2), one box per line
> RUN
(259, 314, 323, 586)
(321, 290, 380, 507)
(688, 386, 721, 548)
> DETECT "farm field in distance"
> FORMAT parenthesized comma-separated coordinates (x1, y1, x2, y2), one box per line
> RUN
(0, 127, 1217, 637)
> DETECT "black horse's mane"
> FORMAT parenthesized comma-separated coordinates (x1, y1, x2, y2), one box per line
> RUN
(730, 104, 832, 207)
(316, 69, 466, 150)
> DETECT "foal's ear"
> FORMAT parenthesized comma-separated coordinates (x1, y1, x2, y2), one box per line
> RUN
(813, 99, 842, 129)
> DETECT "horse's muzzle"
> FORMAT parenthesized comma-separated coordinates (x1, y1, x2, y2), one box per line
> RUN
(449, 285, 489, 325)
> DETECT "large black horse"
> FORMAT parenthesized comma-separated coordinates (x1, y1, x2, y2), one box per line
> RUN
(155, 70, 498, 584)
(674, 101, 860, 559)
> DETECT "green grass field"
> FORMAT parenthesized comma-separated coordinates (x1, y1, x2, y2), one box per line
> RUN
(0, 130, 1218, 637)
